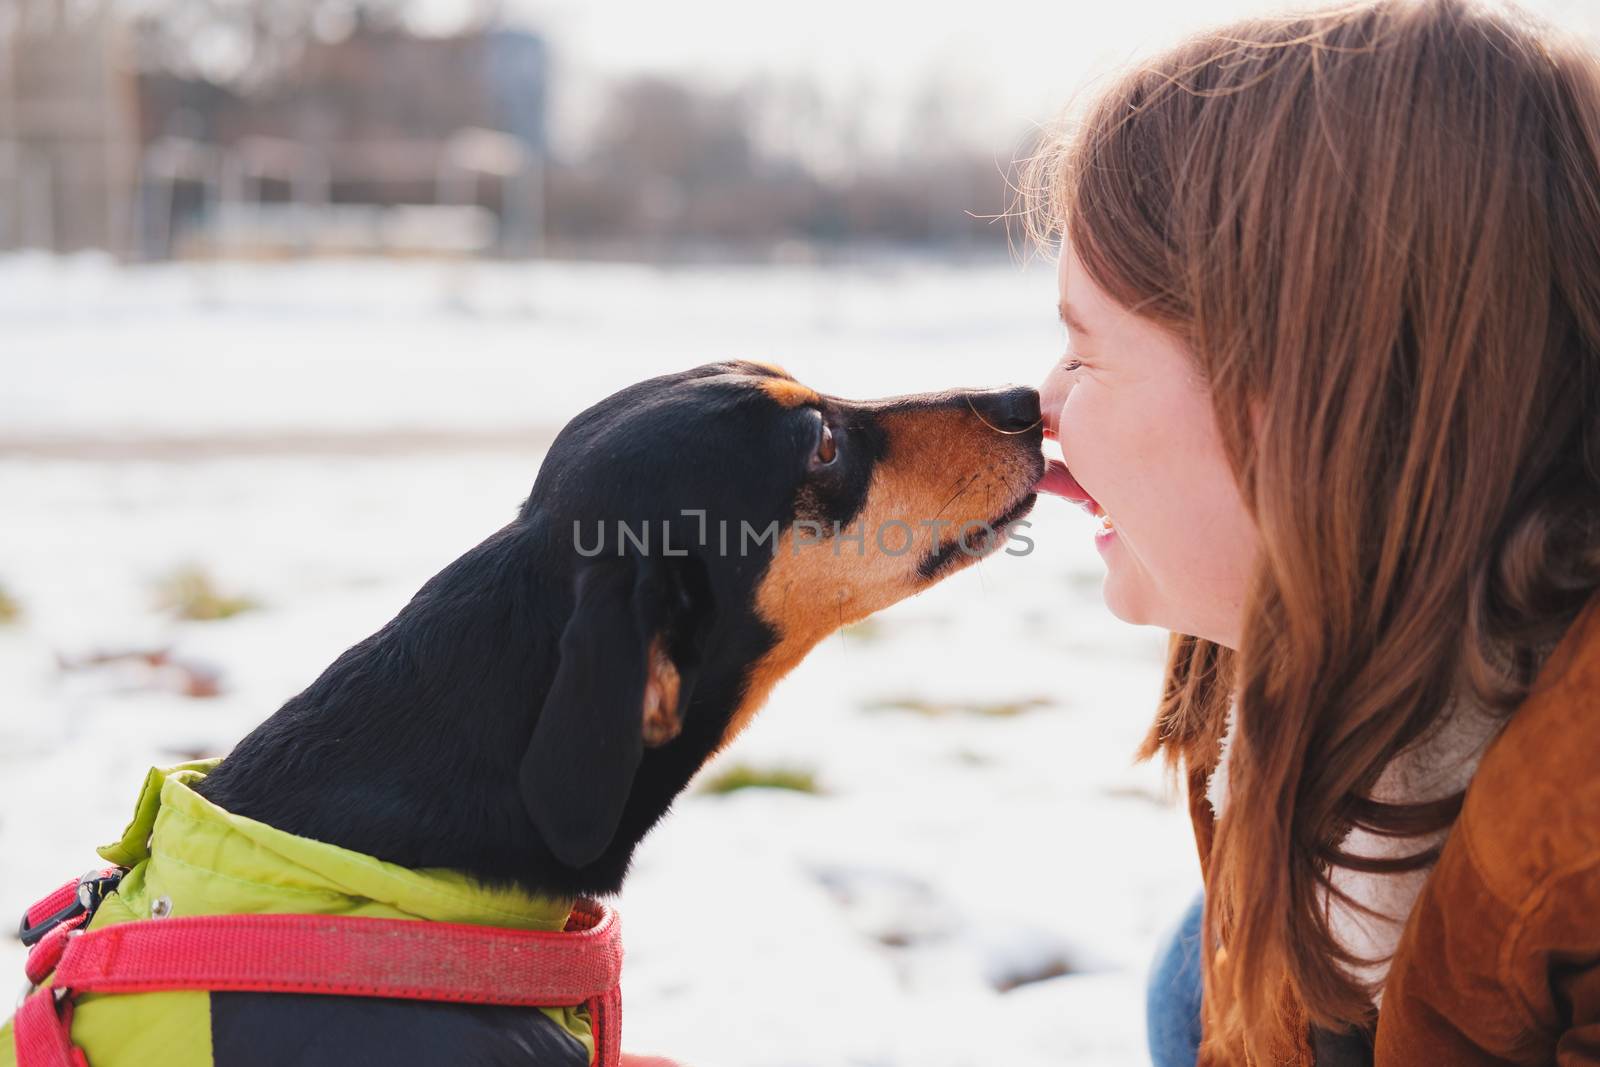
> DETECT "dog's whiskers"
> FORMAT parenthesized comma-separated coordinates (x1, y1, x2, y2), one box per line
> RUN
(933, 471, 979, 522)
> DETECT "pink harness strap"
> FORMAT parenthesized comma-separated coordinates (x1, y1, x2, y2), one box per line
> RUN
(14, 882, 622, 1067)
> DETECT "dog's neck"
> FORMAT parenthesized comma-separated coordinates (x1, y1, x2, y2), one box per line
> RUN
(196, 520, 745, 900)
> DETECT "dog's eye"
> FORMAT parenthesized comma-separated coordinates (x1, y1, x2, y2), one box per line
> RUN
(812, 419, 837, 467)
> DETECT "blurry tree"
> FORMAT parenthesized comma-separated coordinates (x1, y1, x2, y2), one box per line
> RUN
(541, 71, 1016, 255)
(114, 0, 1016, 257)
(570, 77, 773, 246)
(130, 0, 411, 86)
(589, 78, 755, 187)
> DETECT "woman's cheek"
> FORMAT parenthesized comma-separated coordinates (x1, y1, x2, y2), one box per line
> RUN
(1059, 385, 1107, 486)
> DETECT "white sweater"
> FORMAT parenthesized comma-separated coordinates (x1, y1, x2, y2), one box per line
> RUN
(1205, 695, 1504, 1006)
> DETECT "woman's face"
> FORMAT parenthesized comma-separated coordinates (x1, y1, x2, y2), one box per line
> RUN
(1038, 247, 1259, 649)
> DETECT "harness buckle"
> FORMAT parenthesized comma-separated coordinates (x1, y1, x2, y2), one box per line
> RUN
(17, 869, 124, 948)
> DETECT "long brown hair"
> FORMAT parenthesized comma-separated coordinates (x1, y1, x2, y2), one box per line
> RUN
(1024, 0, 1600, 1056)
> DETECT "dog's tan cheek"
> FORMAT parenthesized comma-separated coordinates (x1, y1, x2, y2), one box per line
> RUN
(641, 637, 683, 747)
(714, 536, 875, 752)
(714, 411, 1012, 750)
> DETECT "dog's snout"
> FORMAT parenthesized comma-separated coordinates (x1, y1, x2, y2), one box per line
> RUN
(969, 386, 1041, 433)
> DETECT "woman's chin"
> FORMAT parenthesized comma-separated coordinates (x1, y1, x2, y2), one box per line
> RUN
(1098, 567, 1155, 630)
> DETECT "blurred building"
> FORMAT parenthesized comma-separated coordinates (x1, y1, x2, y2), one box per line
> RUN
(0, 0, 139, 254)
(0, 6, 548, 259)
(0, 7, 1007, 262)
(135, 22, 549, 258)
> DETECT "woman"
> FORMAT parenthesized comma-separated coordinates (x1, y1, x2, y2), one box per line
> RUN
(1031, 0, 1600, 1063)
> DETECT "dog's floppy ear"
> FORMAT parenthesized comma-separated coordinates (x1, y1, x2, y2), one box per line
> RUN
(520, 554, 706, 869)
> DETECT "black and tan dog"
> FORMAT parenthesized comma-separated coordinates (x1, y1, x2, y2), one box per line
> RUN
(179, 360, 1043, 1063)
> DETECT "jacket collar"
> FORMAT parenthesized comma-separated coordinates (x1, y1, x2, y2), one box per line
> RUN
(93, 760, 575, 932)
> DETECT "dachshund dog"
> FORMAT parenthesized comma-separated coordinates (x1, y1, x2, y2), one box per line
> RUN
(180, 360, 1044, 1063)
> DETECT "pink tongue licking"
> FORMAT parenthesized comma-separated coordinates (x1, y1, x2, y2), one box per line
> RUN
(1036, 459, 1094, 505)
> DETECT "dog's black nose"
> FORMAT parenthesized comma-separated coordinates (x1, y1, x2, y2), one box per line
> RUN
(968, 385, 1041, 433)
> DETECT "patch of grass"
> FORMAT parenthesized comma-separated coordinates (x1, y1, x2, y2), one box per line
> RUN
(840, 618, 888, 644)
(1066, 570, 1103, 594)
(1100, 784, 1177, 809)
(992, 954, 1077, 992)
(0, 582, 20, 624)
(164, 744, 223, 762)
(862, 695, 1054, 719)
(153, 565, 259, 621)
(57, 647, 225, 699)
(699, 763, 821, 796)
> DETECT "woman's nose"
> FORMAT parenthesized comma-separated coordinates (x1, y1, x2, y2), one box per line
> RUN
(968, 385, 1040, 433)
(1039, 366, 1071, 441)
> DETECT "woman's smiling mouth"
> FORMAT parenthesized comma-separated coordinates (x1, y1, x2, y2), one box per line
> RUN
(1037, 454, 1117, 546)
(1037, 457, 1098, 512)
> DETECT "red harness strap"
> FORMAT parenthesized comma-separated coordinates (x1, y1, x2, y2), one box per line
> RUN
(14, 893, 623, 1067)
(19, 870, 123, 988)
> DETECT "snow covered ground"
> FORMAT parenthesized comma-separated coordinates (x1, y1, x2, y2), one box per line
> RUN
(0, 253, 1198, 1066)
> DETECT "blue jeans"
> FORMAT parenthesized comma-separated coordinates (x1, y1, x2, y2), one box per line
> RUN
(1146, 892, 1205, 1067)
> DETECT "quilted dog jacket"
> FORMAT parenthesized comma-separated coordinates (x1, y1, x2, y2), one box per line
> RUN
(3, 762, 595, 1067)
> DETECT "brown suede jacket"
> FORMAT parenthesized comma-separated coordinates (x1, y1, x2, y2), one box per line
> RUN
(1188, 593, 1600, 1066)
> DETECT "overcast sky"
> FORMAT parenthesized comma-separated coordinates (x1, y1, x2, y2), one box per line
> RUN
(405, 0, 1600, 155)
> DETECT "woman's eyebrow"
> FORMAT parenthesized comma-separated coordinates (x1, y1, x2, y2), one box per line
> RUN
(1057, 301, 1093, 337)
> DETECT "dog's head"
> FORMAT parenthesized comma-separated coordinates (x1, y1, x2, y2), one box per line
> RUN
(519, 360, 1044, 872)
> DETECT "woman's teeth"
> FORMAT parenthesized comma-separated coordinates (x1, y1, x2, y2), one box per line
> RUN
(1036, 456, 1111, 534)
